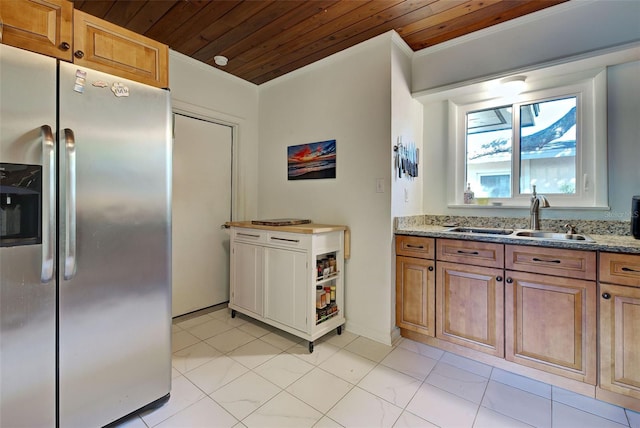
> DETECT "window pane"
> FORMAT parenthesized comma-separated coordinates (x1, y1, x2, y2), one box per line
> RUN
(519, 97, 576, 194)
(480, 174, 510, 197)
(466, 106, 512, 198)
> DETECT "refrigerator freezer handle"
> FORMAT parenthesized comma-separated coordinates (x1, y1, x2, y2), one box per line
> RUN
(64, 128, 77, 280)
(41, 125, 55, 283)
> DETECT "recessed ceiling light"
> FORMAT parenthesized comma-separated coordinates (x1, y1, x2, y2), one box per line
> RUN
(214, 56, 228, 66)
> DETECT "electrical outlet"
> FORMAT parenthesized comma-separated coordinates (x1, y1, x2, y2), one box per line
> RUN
(376, 178, 384, 193)
(404, 188, 409, 202)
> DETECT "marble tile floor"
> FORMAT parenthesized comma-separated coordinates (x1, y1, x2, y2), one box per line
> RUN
(113, 306, 640, 428)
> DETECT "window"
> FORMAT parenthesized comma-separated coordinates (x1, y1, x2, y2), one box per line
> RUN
(450, 69, 607, 208)
(466, 96, 577, 198)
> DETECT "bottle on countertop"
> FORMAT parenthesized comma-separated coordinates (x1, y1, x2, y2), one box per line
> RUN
(464, 183, 475, 204)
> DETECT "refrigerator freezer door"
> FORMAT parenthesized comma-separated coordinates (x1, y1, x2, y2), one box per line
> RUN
(0, 45, 57, 428)
(58, 62, 172, 427)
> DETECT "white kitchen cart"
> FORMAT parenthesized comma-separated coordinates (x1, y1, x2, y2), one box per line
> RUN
(228, 222, 348, 353)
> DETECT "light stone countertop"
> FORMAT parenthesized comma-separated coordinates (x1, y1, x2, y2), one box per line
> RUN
(395, 224, 640, 254)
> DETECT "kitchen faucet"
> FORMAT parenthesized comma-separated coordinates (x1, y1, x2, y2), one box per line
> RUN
(529, 185, 550, 230)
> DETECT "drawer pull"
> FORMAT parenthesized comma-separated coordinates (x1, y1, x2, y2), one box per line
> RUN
(428, 266, 434, 272)
(457, 250, 479, 255)
(506, 277, 513, 284)
(405, 244, 424, 249)
(271, 237, 300, 243)
(532, 257, 561, 264)
(496, 276, 503, 282)
(602, 293, 611, 300)
(238, 233, 260, 238)
(621, 267, 639, 273)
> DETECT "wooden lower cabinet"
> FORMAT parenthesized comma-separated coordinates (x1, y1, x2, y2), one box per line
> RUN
(396, 236, 639, 409)
(504, 270, 596, 384)
(396, 256, 435, 337)
(436, 262, 504, 357)
(599, 283, 640, 401)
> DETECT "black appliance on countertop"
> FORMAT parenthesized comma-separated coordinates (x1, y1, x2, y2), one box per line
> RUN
(632, 196, 640, 239)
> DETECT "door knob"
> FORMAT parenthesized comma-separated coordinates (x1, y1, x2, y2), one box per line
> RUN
(602, 293, 611, 300)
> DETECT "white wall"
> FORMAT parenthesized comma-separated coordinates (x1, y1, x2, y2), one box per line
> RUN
(607, 60, 640, 221)
(391, 35, 424, 218)
(390, 36, 424, 337)
(257, 34, 395, 344)
(413, 0, 640, 221)
(169, 50, 260, 221)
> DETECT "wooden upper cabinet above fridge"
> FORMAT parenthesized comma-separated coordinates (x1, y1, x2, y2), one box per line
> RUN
(0, 0, 73, 61)
(73, 10, 168, 88)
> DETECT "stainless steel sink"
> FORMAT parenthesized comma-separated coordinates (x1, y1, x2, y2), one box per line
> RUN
(447, 226, 514, 235)
(445, 226, 596, 242)
(513, 230, 595, 242)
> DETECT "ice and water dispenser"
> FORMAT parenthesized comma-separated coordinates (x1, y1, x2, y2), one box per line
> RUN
(0, 163, 42, 247)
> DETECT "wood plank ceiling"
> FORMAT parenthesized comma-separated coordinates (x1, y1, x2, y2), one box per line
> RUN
(72, 0, 567, 85)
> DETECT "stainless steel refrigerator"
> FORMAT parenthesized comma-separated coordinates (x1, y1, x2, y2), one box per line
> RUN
(0, 44, 172, 427)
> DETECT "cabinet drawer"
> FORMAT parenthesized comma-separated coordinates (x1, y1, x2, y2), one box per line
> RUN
(233, 228, 266, 244)
(506, 245, 596, 281)
(436, 239, 503, 268)
(600, 252, 640, 287)
(267, 231, 310, 249)
(396, 235, 435, 259)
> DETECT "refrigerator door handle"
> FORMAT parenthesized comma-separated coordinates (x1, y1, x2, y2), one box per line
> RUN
(63, 128, 77, 280)
(41, 125, 55, 283)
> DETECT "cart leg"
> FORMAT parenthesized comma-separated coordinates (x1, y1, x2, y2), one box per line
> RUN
(231, 309, 236, 318)
(337, 325, 342, 335)
(308, 341, 314, 353)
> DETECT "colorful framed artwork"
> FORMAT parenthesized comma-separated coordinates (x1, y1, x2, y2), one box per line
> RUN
(287, 139, 336, 180)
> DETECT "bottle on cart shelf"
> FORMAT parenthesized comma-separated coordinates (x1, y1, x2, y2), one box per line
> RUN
(328, 255, 336, 273)
(316, 285, 326, 308)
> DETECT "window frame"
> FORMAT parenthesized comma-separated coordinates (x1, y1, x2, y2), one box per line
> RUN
(449, 68, 608, 209)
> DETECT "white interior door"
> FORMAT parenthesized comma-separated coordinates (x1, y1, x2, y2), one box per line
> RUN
(172, 113, 233, 316)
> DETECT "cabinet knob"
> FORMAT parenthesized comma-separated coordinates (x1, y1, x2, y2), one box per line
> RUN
(60, 42, 70, 51)
(74, 50, 85, 59)
(428, 266, 434, 272)
(496, 276, 503, 282)
(602, 292, 611, 300)
(506, 277, 513, 284)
